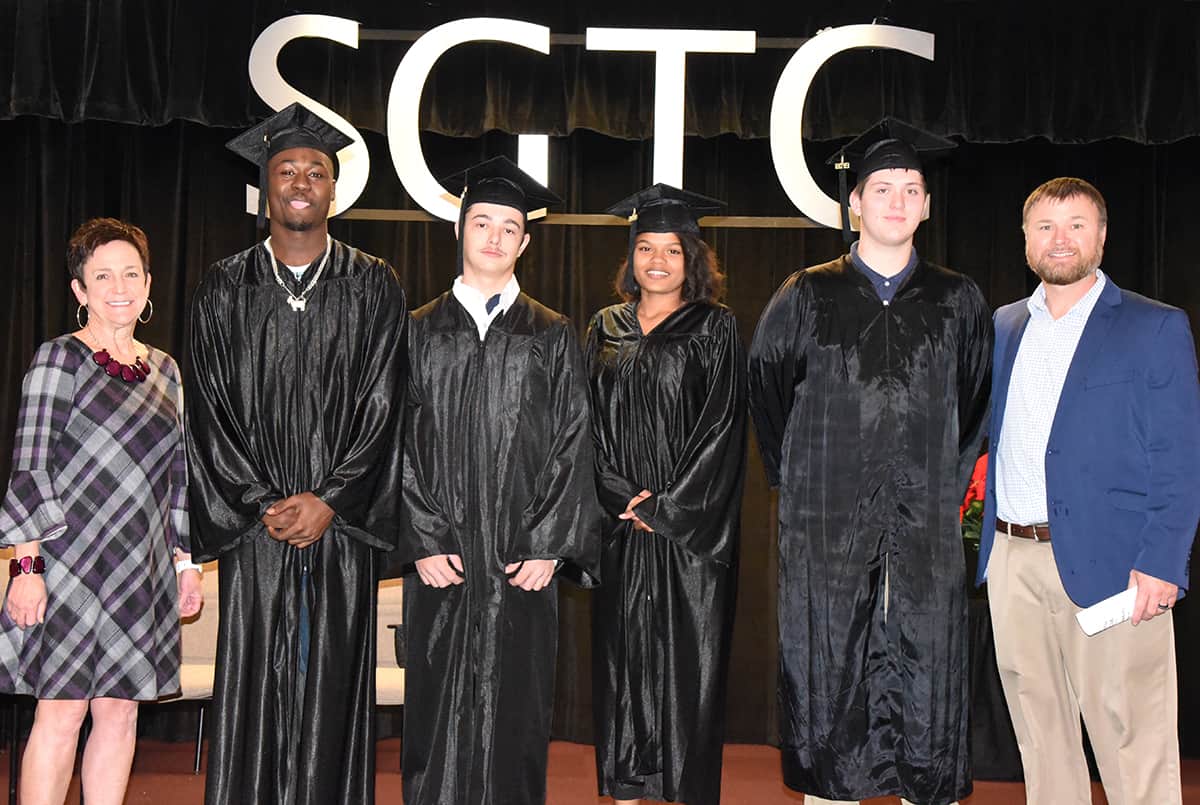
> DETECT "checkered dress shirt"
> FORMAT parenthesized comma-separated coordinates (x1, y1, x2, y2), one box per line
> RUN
(996, 270, 1107, 525)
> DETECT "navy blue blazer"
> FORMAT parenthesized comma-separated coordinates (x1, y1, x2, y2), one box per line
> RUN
(978, 277, 1200, 607)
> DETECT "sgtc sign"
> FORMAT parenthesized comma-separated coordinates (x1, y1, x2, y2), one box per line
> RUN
(247, 15, 935, 229)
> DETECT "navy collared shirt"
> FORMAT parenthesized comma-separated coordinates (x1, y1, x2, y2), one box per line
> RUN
(849, 241, 918, 304)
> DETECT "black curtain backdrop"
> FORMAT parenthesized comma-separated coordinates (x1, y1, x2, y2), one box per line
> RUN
(3, 0, 1200, 772)
(3, 0, 1200, 142)
(3, 116, 1200, 757)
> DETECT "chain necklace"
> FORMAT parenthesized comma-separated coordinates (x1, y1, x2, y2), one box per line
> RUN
(263, 235, 332, 312)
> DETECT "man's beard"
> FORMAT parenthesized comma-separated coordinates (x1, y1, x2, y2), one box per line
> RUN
(1028, 245, 1102, 286)
(282, 216, 316, 232)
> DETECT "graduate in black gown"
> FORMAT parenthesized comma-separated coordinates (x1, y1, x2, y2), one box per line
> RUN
(397, 157, 600, 805)
(747, 121, 992, 805)
(185, 103, 407, 805)
(586, 186, 746, 805)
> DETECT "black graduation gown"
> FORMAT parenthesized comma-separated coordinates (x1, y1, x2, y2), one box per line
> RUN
(398, 291, 601, 805)
(185, 239, 407, 805)
(585, 302, 746, 805)
(747, 256, 992, 805)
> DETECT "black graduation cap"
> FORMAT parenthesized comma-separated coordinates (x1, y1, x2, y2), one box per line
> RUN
(443, 156, 562, 218)
(442, 156, 563, 274)
(226, 102, 354, 230)
(605, 183, 725, 236)
(605, 184, 725, 271)
(826, 117, 957, 245)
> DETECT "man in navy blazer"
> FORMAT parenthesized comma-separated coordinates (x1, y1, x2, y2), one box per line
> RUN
(978, 177, 1200, 805)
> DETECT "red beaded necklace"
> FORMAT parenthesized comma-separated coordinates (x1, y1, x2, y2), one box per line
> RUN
(93, 349, 151, 383)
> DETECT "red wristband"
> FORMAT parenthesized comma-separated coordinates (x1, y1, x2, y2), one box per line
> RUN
(9, 556, 45, 578)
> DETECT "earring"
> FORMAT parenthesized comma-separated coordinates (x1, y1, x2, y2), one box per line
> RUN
(76, 304, 88, 329)
(138, 299, 154, 324)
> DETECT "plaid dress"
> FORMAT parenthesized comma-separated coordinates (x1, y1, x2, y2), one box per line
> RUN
(0, 335, 187, 700)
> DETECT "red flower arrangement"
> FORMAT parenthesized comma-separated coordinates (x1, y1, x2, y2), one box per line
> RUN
(961, 453, 988, 545)
(961, 453, 987, 518)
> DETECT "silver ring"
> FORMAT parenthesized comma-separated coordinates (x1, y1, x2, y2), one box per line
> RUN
(1157, 602, 1171, 610)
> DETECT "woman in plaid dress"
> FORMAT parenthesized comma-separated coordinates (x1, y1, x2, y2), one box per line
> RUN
(0, 219, 203, 805)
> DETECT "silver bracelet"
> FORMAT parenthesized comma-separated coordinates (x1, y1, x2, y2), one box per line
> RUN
(174, 558, 203, 575)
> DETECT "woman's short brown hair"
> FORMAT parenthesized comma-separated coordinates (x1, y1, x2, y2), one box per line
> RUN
(615, 231, 726, 304)
(67, 218, 151, 286)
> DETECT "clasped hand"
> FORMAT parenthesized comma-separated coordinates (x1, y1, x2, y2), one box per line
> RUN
(619, 489, 655, 532)
(262, 492, 335, 549)
(415, 554, 557, 591)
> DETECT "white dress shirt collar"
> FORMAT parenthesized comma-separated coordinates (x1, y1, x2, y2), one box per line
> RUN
(995, 268, 1108, 527)
(1027, 268, 1107, 322)
(453, 275, 521, 340)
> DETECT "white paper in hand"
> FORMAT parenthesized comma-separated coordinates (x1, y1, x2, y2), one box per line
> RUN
(1075, 587, 1137, 636)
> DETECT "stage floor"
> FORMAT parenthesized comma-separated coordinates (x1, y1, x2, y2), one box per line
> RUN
(3, 740, 1197, 803)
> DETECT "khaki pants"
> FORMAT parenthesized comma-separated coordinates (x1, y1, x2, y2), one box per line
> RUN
(986, 531, 1181, 805)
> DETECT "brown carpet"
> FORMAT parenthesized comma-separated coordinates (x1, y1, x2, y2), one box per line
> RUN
(5, 740, 1199, 803)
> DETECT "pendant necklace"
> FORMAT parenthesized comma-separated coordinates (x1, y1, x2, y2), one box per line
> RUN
(263, 236, 331, 312)
(84, 324, 151, 384)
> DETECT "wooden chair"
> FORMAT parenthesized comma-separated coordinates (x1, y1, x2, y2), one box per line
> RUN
(376, 576, 405, 708)
(3, 557, 406, 789)
(173, 560, 220, 774)
(171, 569, 405, 776)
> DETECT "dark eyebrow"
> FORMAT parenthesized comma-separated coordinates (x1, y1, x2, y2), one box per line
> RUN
(469, 212, 522, 229)
(866, 176, 924, 189)
(1032, 215, 1090, 224)
(276, 159, 329, 171)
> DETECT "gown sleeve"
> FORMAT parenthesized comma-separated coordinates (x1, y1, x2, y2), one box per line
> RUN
(955, 279, 994, 492)
(0, 341, 73, 546)
(184, 267, 283, 560)
(748, 272, 807, 488)
(632, 309, 747, 564)
(583, 316, 643, 519)
(163, 356, 190, 554)
(512, 319, 601, 585)
(396, 318, 459, 565)
(309, 260, 408, 550)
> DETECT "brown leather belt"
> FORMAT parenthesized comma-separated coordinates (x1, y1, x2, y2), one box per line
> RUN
(995, 518, 1051, 542)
